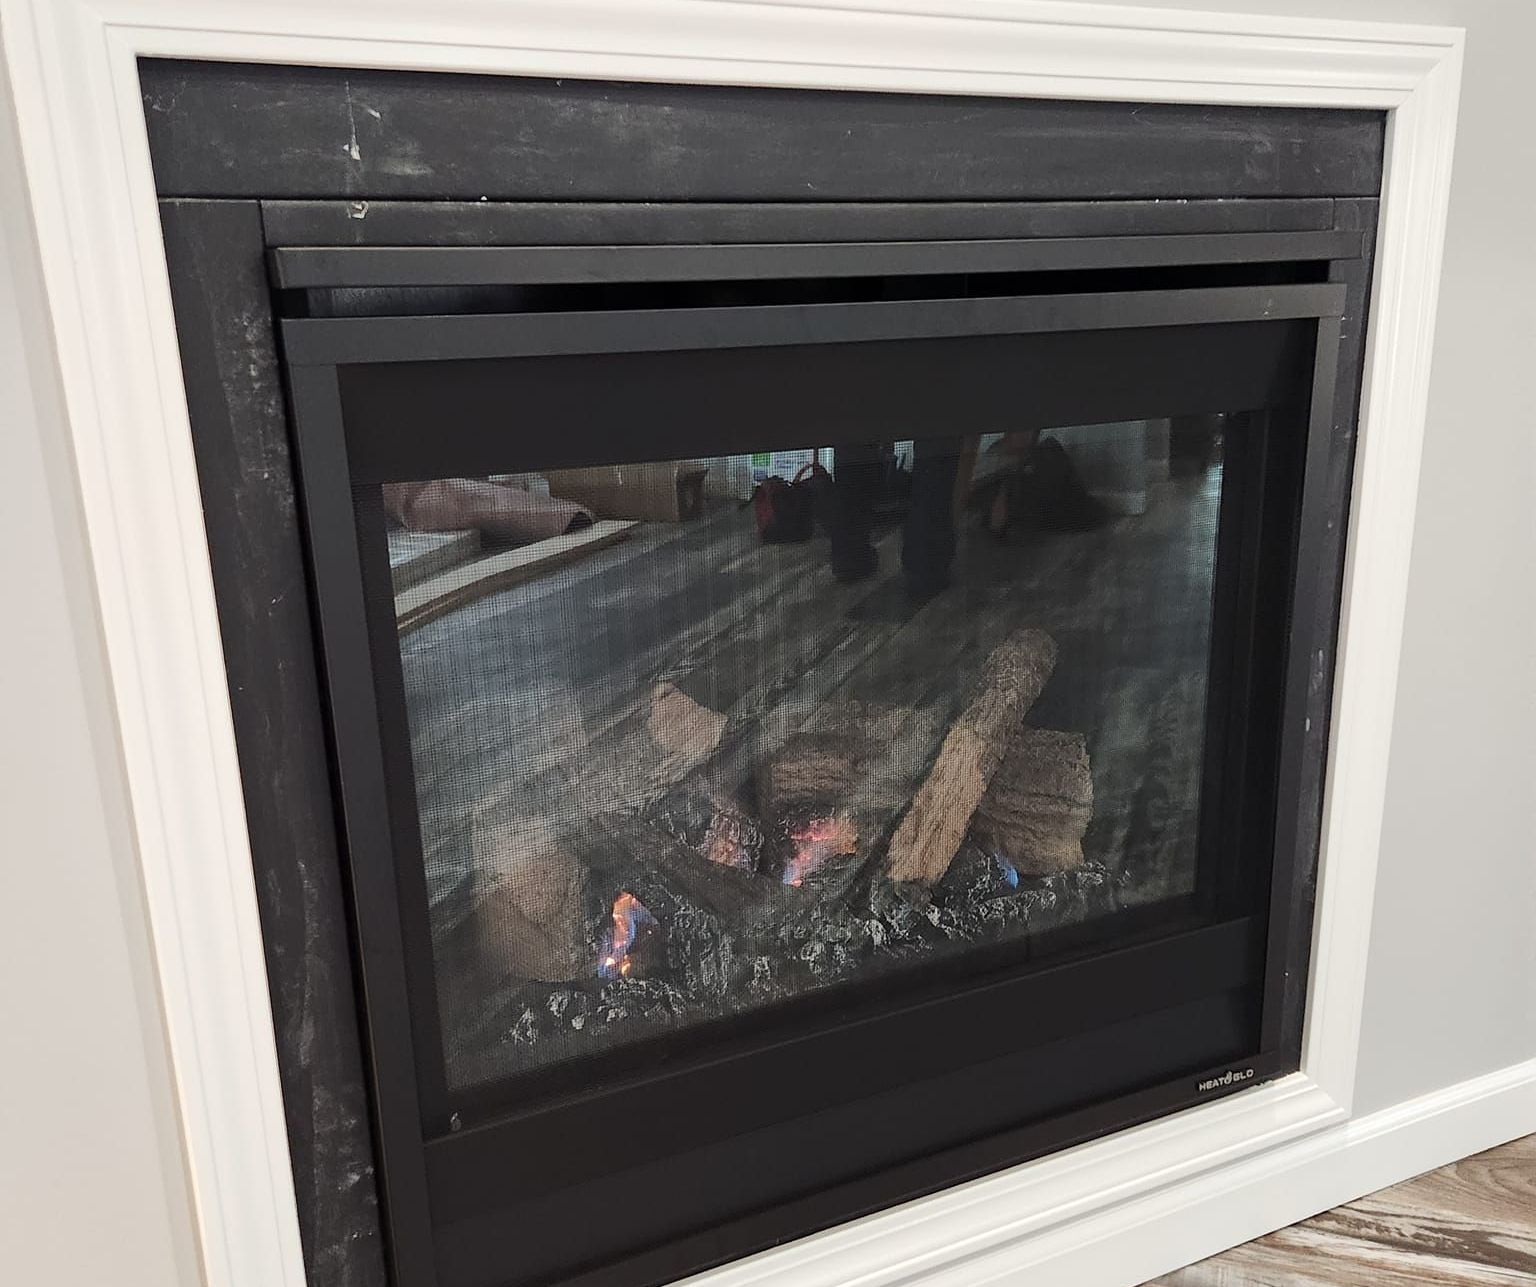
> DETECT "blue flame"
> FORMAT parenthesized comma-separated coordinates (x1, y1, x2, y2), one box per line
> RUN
(597, 891, 657, 980)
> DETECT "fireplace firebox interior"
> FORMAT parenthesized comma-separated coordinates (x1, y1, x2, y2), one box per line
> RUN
(401, 429, 1220, 1095)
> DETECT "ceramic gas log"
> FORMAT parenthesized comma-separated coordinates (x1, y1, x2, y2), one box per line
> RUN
(886, 628, 1058, 885)
(451, 626, 1114, 1081)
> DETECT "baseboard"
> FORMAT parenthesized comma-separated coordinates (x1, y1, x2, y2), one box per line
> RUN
(938, 1057, 1536, 1287)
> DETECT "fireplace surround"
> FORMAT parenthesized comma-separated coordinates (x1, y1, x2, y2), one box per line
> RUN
(140, 58, 1381, 1287)
(1, 6, 1464, 1287)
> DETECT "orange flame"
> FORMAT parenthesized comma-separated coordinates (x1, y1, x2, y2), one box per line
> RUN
(783, 814, 859, 887)
(598, 891, 653, 980)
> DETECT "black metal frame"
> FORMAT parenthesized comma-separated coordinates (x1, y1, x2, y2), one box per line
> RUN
(275, 234, 1346, 1287)
(284, 282, 1345, 368)
(268, 231, 1358, 289)
(156, 193, 1377, 1287)
(140, 61, 1385, 205)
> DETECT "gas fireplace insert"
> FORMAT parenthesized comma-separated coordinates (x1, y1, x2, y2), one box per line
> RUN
(278, 236, 1346, 1287)
(148, 58, 1379, 1287)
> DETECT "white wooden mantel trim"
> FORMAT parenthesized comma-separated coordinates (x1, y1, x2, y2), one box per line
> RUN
(0, 3, 1465, 1286)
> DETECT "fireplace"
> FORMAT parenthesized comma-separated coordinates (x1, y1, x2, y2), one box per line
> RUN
(278, 238, 1342, 1286)
(146, 58, 1379, 1287)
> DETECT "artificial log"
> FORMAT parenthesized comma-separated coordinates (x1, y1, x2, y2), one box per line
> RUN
(757, 728, 865, 892)
(758, 703, 943, 821)
(469, 818, 589, 982)
(543, 681, 724, 825)
(885, 627, 1058, 885)
(698, 794, 766, 874)
(758, 731, 861, 819)
(616, 803, 779, 923)
(526, 678, 719, 826)
(647, 681, 728, 780)
(971, 728, 1094, 876)
(755, 703, 946, 896)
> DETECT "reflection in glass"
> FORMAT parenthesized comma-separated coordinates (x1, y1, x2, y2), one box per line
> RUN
(386, 422, 1224, 1091)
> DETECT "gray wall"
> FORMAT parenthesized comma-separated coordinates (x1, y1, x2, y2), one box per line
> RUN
(1349, 0, 1536, 1111)
(0, 50, 202, 1287)
(1101, 0, 1536, 1120)
(0, 2, 1531, 1285)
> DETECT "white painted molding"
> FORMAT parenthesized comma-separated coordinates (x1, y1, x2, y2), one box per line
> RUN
(0, 2, 1463, 1286)
(685, 1075, 1344, 1287)
(685, 1057, 1536, 1287)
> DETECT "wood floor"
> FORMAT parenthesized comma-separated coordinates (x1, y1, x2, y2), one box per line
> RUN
(1150, 1134, 1536, 1286)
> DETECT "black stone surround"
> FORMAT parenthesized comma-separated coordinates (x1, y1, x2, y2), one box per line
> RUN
(142, 58, 1380, 1287)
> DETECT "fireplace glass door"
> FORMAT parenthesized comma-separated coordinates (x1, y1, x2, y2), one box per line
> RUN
(394, 428, 1227, 1095)
(279, 250, 1341, 1287)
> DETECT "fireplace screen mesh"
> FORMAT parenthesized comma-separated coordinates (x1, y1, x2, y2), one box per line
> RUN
(385, 421, 1228, 1093)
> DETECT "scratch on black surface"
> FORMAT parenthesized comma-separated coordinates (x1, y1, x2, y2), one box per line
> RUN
(343, 79, 362, 163)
